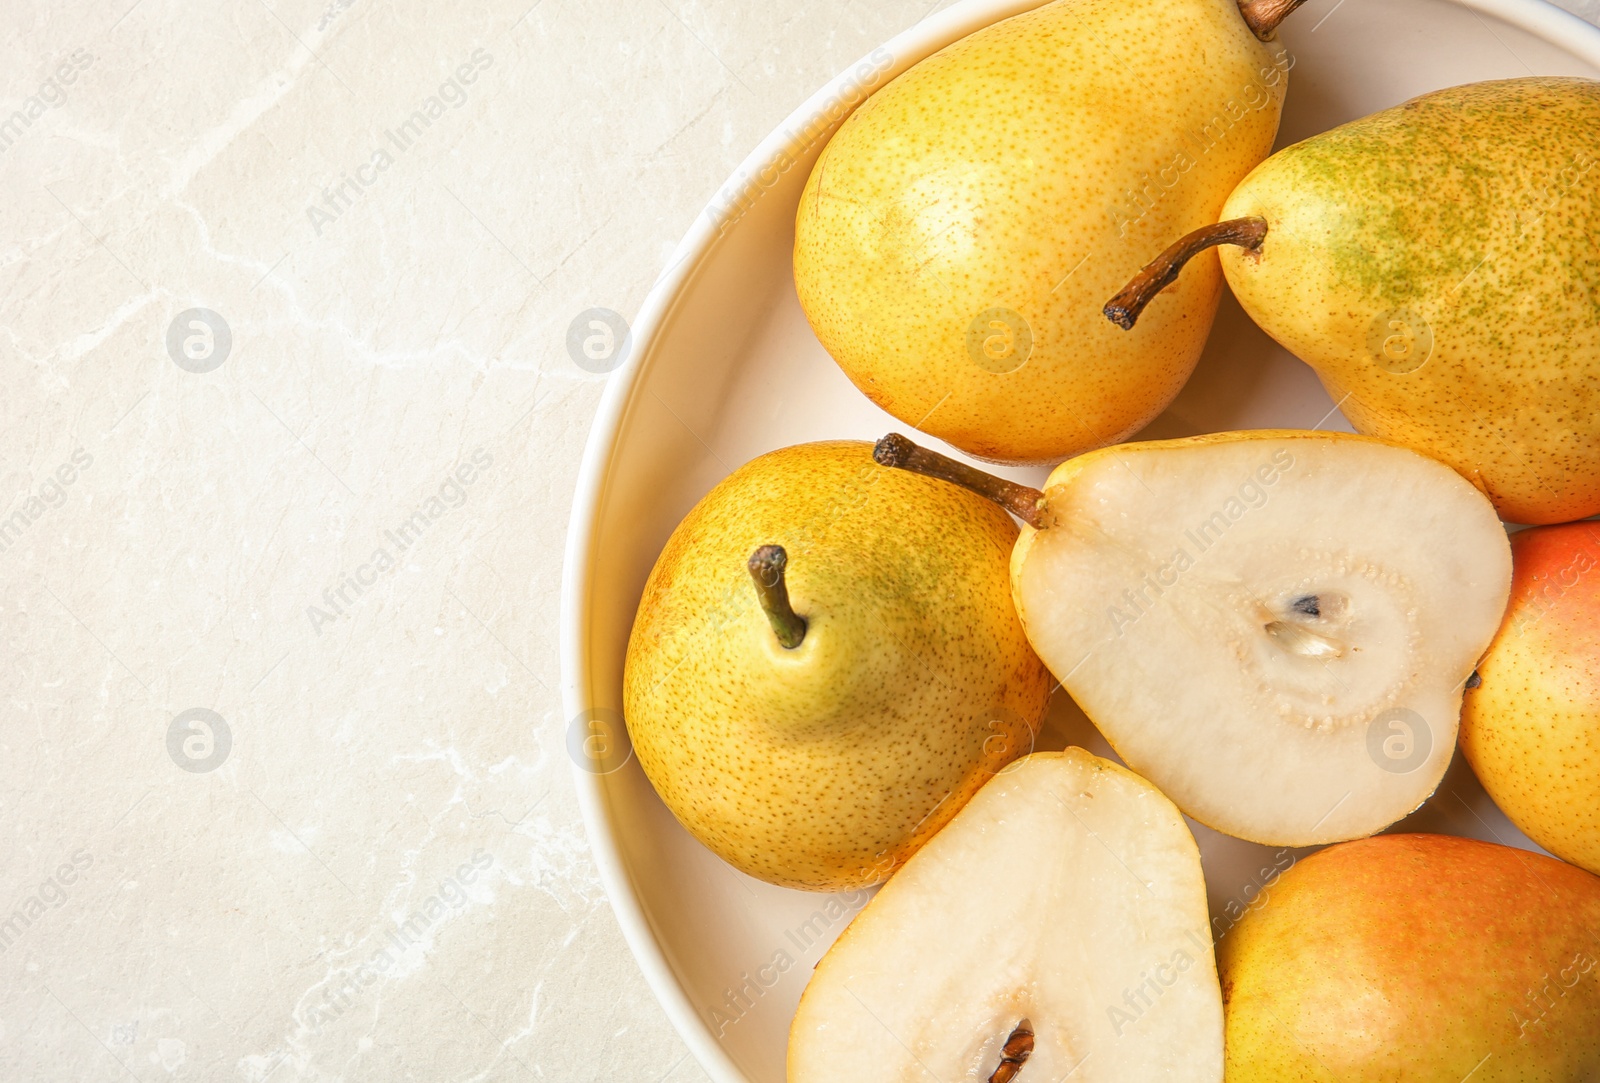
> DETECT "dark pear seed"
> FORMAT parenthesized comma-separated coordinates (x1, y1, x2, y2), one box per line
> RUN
(988, 1021, 1034, 1083)
(1291, 595, 1321, 618)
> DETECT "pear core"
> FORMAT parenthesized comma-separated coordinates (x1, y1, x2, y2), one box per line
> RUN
(1013, 432, 1512, 845)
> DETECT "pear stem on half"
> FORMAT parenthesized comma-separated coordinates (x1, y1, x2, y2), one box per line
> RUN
(987, 1022, 1035, 1083)
(1103, 216, 1270, 330)
(874, 433, 1048, 529)
(748, 545, 807, 649)
(1237, 0, 1312, 39)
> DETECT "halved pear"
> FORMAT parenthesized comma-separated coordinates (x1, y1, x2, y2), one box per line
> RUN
(875, 431, 1513, 845)
(789, 749, 1222, 1083)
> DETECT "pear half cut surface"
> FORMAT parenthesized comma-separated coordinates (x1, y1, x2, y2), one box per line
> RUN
(1011, 431, 1512, 845)
(788, 750, 1222, 1083)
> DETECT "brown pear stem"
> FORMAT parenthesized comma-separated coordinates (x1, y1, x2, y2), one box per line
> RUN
(748, 545, 806, 649)
(1238, 0, 1311, 39)
(1104, 216, 1270, 330)
(874, 433, 1047, 529)
(987, 1023, 1035, 1083)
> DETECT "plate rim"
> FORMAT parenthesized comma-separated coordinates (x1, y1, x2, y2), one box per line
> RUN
(559, 2, 1600, 1080)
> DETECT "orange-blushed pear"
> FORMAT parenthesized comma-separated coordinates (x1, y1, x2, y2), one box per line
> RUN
(1220, 834, 1600, 1080)
(1463, 521, 1600, 876)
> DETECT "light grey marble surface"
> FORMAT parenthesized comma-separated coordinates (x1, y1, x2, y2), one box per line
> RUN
(1, 1, 1596, 1081)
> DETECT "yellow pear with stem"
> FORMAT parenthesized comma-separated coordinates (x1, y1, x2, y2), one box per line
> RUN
(794, 0, 1308, 464)
(624, 441, 1051, 892)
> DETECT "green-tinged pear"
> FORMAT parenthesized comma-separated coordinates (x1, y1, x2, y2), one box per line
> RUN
(1109, 77, 1600, 524)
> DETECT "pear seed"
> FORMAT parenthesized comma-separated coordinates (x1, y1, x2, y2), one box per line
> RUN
(987, 1021, 1034, 1083)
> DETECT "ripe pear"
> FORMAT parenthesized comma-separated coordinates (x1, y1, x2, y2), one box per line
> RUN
(790, 750, 1223, 1083)
(1220, 834, 1600, 1080)
(1108, 77, 1600, 524)
(623, 442, 1051, 892)
(794, 0, 1304, 464)
(1463, 521, 1600, 876)
(874, 430, 1512, 846)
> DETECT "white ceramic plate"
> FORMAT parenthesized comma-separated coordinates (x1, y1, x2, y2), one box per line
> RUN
(561, 2, 1600, 1079)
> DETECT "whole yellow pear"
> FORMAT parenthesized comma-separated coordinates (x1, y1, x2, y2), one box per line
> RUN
(1463, 521, 1600, 876)
(794, 0, 1294, 464)
(623, 442, 1051, 892)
